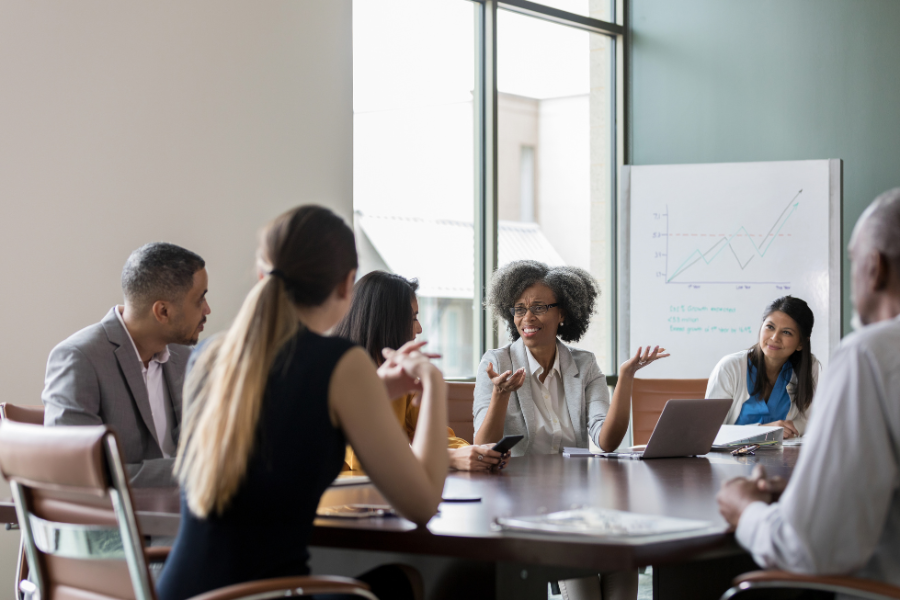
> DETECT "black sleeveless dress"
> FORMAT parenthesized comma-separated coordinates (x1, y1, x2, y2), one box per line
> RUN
(156, 330, 353, 600)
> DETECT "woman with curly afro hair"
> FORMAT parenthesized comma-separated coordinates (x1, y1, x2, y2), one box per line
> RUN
(473, 260, 668, 454)
(472, 261, 668, 600)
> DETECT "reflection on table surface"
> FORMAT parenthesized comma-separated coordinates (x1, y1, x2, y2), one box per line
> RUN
(316, 447, 799, 534)
(0, 447, 798, 570)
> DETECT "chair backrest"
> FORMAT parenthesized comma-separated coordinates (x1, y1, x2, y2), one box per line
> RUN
(0, 404, 44, 600)
(631, 378, 709, 445)
(0, 422, 155, 600)
(447, 382, 476, 444)
(0, 403, 45, 426)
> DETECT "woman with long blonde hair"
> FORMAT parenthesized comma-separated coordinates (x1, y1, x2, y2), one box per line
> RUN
(157, 206, 448, 600)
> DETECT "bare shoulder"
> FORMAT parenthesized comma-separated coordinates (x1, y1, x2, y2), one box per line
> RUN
(332, 346, 378, 380)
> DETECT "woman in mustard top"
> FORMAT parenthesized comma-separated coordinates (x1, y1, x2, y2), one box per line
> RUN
(335, 271, 507, 472)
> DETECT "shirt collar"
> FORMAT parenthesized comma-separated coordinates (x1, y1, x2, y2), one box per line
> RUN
(113, 306, 170, 366)
(525, 340, 561, 380)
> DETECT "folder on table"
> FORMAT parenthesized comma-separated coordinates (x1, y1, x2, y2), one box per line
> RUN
(712, 425, 783, 449)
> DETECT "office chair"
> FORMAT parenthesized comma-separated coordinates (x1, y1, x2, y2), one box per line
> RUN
(446, 381, 476, 443)
(631, 378, 709, 445)
(721, 570, 900, 600)
(0, 403, 45, 600)
(0, 421, 378, 600)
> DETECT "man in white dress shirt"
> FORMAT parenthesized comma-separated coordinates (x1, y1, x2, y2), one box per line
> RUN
(43, 242, 211, 487)
(717, 188, 900, 591)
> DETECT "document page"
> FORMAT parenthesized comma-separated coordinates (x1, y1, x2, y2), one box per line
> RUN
(496, 507, 712, 538)
(712, 425, 783, 448)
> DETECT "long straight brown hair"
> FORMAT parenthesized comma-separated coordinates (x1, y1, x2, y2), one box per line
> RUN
(175, 205, 357, 518)
(747, 295, 816, 414)
(332, 271, 418, 366)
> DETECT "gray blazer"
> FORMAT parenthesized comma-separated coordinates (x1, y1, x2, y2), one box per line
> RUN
(42, 307, 190, 487)
(473, 338, 610, 456)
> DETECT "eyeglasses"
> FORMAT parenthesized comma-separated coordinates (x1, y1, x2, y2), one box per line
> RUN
(508, 303, 560, 317)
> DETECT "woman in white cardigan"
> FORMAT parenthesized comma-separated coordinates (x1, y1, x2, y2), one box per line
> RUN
(706, 296, 820, 439)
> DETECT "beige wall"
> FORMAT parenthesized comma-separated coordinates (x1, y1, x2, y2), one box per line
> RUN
(0, 0, 352, 591)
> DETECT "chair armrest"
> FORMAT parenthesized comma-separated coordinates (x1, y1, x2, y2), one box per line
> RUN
(188, 575, 378, 600)
(724, 570, 900, 600)
(144, 546, 171, 564)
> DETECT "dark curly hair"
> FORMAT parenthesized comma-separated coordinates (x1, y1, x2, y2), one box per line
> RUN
(487, 260, 599, 343)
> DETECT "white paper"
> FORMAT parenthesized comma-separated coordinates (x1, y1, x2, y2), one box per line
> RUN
(562, 447, 598, 457)
(496, 507, 712, 538)
(330, 474, 371, 487)
(712, 425, 783, 448)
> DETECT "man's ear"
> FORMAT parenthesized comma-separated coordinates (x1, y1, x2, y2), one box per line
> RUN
(873, 251, 891, 292)
(151, 300, 170, 324)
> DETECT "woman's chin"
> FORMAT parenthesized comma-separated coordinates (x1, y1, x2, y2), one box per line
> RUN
(520, 333, 552, 347)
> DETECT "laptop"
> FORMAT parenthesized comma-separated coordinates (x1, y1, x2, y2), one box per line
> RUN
(596, 398, 732, 459)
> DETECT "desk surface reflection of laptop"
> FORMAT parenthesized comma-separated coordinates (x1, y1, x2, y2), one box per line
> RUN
(596, 398, 732, 459)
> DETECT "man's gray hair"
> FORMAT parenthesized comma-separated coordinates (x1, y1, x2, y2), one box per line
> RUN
(121, 242, 205, 309)
(487, 260, 599, 343)
(859, 188, 900, 276)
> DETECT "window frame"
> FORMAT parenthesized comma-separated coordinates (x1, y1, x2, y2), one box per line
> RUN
(471, 0, 626, 384)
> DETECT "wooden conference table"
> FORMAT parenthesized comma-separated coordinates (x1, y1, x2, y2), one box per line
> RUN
(0, 448, 799, 600)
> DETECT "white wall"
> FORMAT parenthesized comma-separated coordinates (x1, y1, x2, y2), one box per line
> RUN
(0, 0, 352, 590)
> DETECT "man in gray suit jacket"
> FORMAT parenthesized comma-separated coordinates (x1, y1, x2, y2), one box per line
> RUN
(43, 242, 211, 487)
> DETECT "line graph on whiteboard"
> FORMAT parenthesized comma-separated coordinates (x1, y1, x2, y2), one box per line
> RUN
(654, 190, 802, 285)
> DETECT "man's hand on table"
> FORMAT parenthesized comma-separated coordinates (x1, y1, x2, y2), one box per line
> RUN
(717, 465, 786, 528)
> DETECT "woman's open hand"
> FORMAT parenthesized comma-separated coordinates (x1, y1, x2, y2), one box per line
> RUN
(377, 341, 441, 399)
(486, 362, 526, 394)
(619, 345, 670, 378)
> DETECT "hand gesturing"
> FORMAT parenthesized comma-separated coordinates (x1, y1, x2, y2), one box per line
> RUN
(486, 362, 526, 394)
(620, 345, 670, 377)
(377, 340, 441, 400)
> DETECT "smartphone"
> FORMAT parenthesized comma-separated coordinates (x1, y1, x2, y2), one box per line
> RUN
(491, 434, 524, 454)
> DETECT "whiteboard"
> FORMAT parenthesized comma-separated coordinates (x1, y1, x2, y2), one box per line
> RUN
(619, 160, 842, 379)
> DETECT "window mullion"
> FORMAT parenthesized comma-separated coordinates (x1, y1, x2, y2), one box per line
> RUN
(474, 0, 499, 366)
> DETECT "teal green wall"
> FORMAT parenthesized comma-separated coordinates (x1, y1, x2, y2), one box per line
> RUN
(628, 0, 900, 333)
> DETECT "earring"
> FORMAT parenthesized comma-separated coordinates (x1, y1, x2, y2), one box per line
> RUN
(560, 322, 564, 326)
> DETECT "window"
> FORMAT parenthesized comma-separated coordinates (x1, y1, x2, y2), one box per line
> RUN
(353, 0, 477, 377)
(353, 0, 623, 378)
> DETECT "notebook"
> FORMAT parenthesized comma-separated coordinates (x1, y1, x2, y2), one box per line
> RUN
(711, 425, 783, 449)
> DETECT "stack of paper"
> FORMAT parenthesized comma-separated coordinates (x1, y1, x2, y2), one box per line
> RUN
(330, 474, 371, 487)
(495, 507, 712, 538)
(712, 425, 783, 449)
